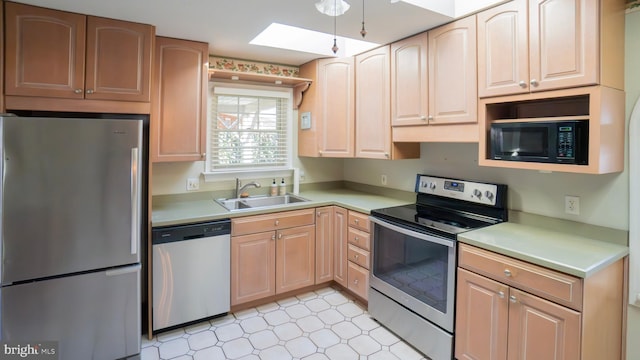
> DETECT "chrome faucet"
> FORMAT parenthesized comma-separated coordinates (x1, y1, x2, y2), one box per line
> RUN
(235, 178, 261, 198)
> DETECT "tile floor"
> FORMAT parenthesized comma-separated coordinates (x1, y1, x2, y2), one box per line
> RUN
(141, 287, 427, 360)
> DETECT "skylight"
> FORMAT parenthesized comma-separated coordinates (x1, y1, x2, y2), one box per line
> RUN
(250, 23, 380, 58)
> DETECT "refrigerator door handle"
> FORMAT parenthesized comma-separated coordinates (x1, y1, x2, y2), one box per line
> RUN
(131, 147, 139, 255)
(106, 264, 141, 277)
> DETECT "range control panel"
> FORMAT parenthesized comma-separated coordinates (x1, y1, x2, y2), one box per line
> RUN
(416, 175, 500, 206)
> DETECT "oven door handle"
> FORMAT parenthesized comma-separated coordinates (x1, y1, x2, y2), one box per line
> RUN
(369, 217, 455, 248)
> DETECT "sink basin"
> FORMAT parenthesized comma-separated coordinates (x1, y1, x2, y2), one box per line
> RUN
(215, 194, 310, 211)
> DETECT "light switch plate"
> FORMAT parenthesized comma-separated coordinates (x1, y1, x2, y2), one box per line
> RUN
(300, 112, 311, 130)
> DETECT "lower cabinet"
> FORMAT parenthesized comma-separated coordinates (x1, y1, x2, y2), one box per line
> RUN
(346, 211, 371, 300)
(231, 209, 315, 307)
(456, 243, 624, 360)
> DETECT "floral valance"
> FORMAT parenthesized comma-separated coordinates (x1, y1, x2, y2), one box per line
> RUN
(209, 56, 300, 78)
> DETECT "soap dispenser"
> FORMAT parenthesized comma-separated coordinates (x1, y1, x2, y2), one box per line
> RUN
(270, 179, 278, 196)
(278, 178, 287, 196)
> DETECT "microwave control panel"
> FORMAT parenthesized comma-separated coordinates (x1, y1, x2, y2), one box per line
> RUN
(557, 125, 575, 159)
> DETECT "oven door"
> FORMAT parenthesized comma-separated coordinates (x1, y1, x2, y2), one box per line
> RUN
(369, 217, 456, 332)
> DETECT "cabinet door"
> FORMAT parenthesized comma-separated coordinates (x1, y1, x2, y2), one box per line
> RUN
(355, 46, 391, 159)
(85, 17, 153, 102)
(315, 207, 334, 284)
(276, 225, 315, 294)
(529, 0, 598, 92)
(4, 2, 86, 98)
(477, 0, 529, 98)
(333, 207, 348, 287)
(507, 288, 581, 360)
(318, 57, 355, 157)
(456, 268, 509, 360)
(428, 16, 477, 125)
(231, 232, 276, 306)
(391, 33, 428, 126)
(151, 37, 208, 162)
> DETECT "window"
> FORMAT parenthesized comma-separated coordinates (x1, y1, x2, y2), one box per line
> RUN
(206, 85, 292, 174)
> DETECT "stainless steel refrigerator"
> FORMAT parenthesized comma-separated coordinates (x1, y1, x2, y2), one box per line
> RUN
(0, 115, 143, 359)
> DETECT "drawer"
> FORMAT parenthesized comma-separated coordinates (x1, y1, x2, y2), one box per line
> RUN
(347, 227, 370, 251)
(348, 244, 370, 269)
(458, 244, 583, 311)
(348, 211, 370, 233)
(347, 261, 369, 300)
(232, 208, 315, 236)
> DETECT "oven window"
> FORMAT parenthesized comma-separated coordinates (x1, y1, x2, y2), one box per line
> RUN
(372, 223, 451, 313)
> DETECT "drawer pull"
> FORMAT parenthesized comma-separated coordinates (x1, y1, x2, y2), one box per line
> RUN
(504, 269, 512, 277)
(509, 295, 517, 303)
(354, 254, 359, 260)
(354, 236, 359, 242)
(275, 220, 280, 226)
(355, 219, 359, 224)
(498, 291, 505, 299)
(354, 279, 359, 285)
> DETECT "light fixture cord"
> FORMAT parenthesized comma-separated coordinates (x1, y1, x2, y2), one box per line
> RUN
(361, 0, 367, 38)
(332, 0, 339, 53)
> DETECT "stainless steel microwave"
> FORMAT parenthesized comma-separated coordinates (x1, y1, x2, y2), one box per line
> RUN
(490, 120, 588, 165)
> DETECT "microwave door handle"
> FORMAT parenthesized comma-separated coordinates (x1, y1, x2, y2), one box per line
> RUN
(369, 217, 454, 248)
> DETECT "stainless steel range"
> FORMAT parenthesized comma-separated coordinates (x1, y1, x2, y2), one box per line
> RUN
(369, 174, 508, 360)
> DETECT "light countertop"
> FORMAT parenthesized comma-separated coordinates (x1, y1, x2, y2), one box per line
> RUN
(152, 185, 628, 279)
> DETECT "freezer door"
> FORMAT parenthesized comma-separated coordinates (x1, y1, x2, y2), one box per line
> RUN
(0, 265, 141, 359)
(1, 117, 143, 284)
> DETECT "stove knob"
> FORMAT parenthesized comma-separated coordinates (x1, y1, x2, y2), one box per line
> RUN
(485, 191, 494, 200)
(473, 189, 482, 199)
(429, 182, 436, 190)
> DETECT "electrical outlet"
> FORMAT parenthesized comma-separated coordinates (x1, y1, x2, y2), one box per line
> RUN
(381, 174, 388, 186)
(186, 178, 199, 191)
(565, 195, 580, 215)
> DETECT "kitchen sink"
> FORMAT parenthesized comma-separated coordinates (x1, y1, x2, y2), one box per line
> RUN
(215, 194, 310, 211)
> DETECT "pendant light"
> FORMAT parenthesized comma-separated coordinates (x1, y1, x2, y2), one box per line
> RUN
(332, 0, 339, 53)
(315, 0, 350, 16)
(360, 0, 367, 38)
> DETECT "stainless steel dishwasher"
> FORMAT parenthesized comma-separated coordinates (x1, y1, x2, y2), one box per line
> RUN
(152, 219, 231, 332)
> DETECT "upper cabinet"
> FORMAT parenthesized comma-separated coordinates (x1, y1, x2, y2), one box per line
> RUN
(393, 16, 478, 143)
(427, 15, 477, 126)
(478, 0, 625, 98)
(298, 57, 355, 158)
(4, 2, 154, 112)
(355, 46, 419, 159)
(151, 37, 208, 162)
(390, 32, 428, 127)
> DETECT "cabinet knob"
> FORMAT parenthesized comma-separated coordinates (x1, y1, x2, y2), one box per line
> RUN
(428, 115, 434, 121)
(498, 291, 505, 299)
(509, 295, 517, 303)
(530, 79, 539, 87)
(504, 269, 512, 277)
(86, 89, 95, 94)
(355, 219, 359, 224)
(317, 212, 322, 217)
(353, 279, 359, 285)
(271, 235, 276, 240)
(275, 220, 280, 226)
(420, 115, 427, 121)
(354, 236, 359, 242)
(384, 153, 390, 158)
(201, 153, 206, 158)
(278, 233, 282, 239)
(318, 151, 323, 157)
(354, 254, 359, 260)
(518, 80, 527, 88)
(74, 89, 83, 94)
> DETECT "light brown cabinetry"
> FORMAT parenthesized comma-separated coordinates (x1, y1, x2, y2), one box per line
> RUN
(346, 210, 371, 300)
(355, 46, 419, 159)
(391, 32, 429, 127)
(298, 57, 355, 158)
(315, 206, 334, 284)
(479, 85, 625, 174)
(4, 2, 153, 112)
(392, 16, 479, 143)
(231, 209, 315, 306)
(456, 243, 624, 360)
(478, 0, 624, 98)
(150, 37, 208, 162)
(333, 207, 349, 288)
